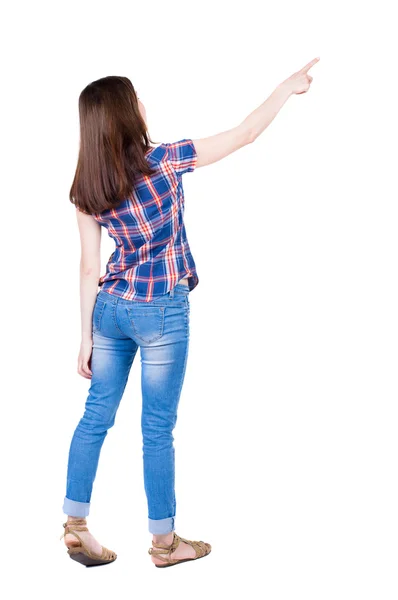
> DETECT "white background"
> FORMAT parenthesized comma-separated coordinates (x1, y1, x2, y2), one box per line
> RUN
(2, 1, 397, 598)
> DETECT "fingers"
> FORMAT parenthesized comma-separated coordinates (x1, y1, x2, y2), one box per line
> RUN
(78, 369, 92, 379)
(78, 359, 92, 379)
(299, 74, 313, 94)
(83, 363, 92, 377)
(297, 75, 312, 94)
(79, 370, 92, 379)
(299, 57, 320, 74)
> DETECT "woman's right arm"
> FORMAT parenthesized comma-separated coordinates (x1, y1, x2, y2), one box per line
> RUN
(193, 57, 320, 168)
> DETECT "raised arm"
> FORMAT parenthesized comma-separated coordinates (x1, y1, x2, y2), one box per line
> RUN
(193, 57, 320, 168)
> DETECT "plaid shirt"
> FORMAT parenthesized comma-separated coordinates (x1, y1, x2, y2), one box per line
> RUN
(91, 139, 199, 302)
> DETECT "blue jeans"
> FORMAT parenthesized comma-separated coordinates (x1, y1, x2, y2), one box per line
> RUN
(62, 283, 190, 534)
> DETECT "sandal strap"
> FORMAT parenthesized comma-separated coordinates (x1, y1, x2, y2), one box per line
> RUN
(99, 545, 117, 561)
(59, 519, 89, 540)
(63, 518, 87, 526)
(149, 532, 181, 555)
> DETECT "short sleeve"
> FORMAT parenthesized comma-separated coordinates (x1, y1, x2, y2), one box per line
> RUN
(166, 139, 197, 176)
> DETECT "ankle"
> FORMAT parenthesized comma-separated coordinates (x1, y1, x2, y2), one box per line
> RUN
(152, 531, 174, 544)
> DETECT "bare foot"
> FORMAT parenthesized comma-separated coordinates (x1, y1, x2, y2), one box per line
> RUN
(150, 532, 196, 566)
(63, 518, 103, 556)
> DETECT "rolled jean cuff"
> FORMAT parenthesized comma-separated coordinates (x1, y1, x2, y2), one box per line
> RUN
(148, 516, 175, 534)
(63, 496, 91, 517)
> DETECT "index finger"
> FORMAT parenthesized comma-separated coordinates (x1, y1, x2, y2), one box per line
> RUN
(299, 57, 320, 74)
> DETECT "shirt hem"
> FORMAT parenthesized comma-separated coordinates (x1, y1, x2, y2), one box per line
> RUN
(99, 271, 198, 302)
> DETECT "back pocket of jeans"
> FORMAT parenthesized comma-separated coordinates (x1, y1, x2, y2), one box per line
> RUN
(126, 306, 165, 343)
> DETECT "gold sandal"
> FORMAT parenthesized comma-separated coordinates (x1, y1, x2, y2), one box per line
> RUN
(60, 518, 117, 567)
(148, 531, 211, 568)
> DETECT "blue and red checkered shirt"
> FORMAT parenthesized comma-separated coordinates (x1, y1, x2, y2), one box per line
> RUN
(90, 139, 199, 302)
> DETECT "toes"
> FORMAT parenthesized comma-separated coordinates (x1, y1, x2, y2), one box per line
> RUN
(195, 541, 210, 557)
(101, 546, 117, 561)
(198, 541, 211, 555)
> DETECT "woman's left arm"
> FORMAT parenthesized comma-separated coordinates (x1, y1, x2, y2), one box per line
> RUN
(75, 207, 102, 378)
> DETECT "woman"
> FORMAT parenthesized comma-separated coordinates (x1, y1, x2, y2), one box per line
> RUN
(60, 57, 320, 568)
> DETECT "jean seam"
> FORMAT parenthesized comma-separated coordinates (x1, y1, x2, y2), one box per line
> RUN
(93, 299, 106, 333)
(176, 306, 189, 399)
(170, 307, 189, 521)
(112, 297, 125, 335)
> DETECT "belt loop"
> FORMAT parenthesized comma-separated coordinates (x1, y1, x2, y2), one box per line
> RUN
(169, 284, 175, 299)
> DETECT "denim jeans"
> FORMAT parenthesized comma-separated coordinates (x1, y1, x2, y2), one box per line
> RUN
(62, 283, 190, 534)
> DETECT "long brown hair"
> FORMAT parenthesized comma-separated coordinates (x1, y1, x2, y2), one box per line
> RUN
(70, 76, 157, 214)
